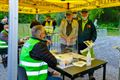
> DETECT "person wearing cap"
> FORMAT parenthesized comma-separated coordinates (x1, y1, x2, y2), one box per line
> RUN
(59, 11, 78, 51)
(78, 9, 97, 80)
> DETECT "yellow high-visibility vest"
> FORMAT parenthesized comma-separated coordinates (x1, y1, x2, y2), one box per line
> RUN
(45, 21, 53, 36)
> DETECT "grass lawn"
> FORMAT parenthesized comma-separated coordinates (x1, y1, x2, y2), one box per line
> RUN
(18, 24, 31, 38)
(107, 29, 120, 36)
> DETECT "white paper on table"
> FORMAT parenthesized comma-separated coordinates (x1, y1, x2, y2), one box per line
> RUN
(70, 52, 95, 60)
(57, 64, 74, 69)
(72, 61, 86, 67)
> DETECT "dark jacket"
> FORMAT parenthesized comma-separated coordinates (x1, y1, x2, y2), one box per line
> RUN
(0, 22, 4, 32)
(0, 30, 8, 43)
(78, 19, 97, 43)
(30, 37, 57, 68)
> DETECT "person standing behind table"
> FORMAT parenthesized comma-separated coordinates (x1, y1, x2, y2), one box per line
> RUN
(78, 9, 97, 80)
(0, 17, 8, 32)
(42, 15, 57, 40)
(42, 15, 57, 49)
(20, 25, 61, 80)
(78, 9, 97, 57)
(59, 11, 78, 51)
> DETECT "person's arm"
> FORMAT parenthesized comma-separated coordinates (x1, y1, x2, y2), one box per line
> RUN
(30, 42, 57, 67)
(68, 20, 78, 41)
(42, 21, 46, 26)
(52, 20, 57, 30)
(91, 21, 97, 42)
(52, 20, 57, 27)
(59, 19, 67, 40)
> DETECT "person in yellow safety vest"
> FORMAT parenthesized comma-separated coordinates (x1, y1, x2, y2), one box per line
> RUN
(42, 15, 57, 37)
(20, 25, 62, 80)
(42, 15, 57, 49)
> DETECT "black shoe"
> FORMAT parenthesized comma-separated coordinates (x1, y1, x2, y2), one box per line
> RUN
(80, 75, 84, 78)
(90, 77, 96, 80)
(89, 76, 96, 80)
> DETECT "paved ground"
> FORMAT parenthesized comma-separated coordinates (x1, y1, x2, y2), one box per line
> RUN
(0, 36, 120, 80)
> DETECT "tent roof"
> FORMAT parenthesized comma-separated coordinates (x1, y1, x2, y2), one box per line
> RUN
(0, 0, 120, 14)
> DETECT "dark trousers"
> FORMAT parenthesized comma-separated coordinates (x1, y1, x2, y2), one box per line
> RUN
(46, 36, 52, 50)
(78, 43, 94, 77)
(47, 72, 62, 80)
(78, 42, 87, 54)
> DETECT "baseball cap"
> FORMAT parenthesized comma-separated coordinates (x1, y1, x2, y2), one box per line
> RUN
(66, 11, 73, 16)
(81, 9, 88, 13)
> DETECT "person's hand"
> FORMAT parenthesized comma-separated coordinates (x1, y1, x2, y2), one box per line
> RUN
(18, 38, 24, 45)
(62, 36, 67, 43)
(46, 40, 52, 46)
(64, 60, 69, 65)
(24, 36, 29, 40)
(52, 71, 61, 76)
(84, 40, 94, 48)
(66, 37, 70, 46)
(20, 38, 24, 42)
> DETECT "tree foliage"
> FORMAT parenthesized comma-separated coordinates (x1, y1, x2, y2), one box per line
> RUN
(0, 7, 120, 28)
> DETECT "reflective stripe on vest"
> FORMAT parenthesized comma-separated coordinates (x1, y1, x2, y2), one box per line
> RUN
(0, 45, 8, 48)
(20, 61, 47, 67)
(20, 38, 48, 79)
(0, 40, 8, 48)
(27, 69, 48, 76)
(0, 41, 6, 44)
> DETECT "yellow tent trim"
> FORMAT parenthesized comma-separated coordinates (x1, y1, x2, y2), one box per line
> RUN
(0, 0, 120, 14)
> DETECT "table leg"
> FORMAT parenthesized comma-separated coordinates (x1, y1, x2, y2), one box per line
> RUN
(103, 64, 106, 80)
(62, 75, 65, 80)
(71, 78, 74, 80)
(118, 67, 120, 80)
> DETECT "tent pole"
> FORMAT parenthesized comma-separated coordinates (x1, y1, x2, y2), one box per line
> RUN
(36, 8, 39, 20)
(36, 14, 39, 20)
(67, 3, 69, 10)
(7, 0, 18, 80)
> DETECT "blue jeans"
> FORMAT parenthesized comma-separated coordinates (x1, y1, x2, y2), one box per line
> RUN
(47, 76, 62, 80)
